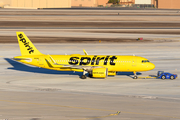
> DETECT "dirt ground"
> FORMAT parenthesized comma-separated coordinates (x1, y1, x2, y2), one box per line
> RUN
(0, 9, 180, 43)
(0, 36, 152, 43)
(83, 30, 180, 35)
(1, 21, 180, 28)
(0, 10, 180, 16)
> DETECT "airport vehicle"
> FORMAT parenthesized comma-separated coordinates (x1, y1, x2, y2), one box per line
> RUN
(157, 71, 177, 80)
(13, 32, 155, 79)
(137, 71, 177, 80)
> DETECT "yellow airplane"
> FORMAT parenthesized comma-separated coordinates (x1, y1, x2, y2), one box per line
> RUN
(14, 32, 155, 79)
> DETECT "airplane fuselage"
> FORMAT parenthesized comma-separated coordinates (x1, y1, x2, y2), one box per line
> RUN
(14, 32, 155, 79)
(14, 54, 155, 73)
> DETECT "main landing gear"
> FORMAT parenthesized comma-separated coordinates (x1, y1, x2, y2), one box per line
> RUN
(88, 71, 93, 78)
(133, 72, 138, 79)
(81, 75, 87, 79)
(81, 70, 87, 79)
(88, 74, 93, 78)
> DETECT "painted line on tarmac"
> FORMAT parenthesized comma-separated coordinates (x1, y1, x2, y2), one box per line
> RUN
(0, 99, 180, 119)
(0, 99, 119, 120)
(72, 111, 120, 120)
(0, 99, 116, 112)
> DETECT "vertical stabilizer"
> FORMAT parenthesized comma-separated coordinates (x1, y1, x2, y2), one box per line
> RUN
(16, 32, 42, 56)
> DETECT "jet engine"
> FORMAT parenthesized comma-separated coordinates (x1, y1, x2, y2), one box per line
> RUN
(92, 68, 108, 78)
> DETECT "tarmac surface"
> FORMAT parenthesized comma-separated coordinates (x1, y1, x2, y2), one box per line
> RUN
(0, 8, 180, 120)
(0, 42, 180, 120)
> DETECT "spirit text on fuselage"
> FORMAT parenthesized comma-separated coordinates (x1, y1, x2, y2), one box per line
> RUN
(68, 56, 117, 66)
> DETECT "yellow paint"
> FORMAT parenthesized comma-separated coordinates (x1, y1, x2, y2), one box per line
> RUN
(16, 32, 42, 56)
(14, 32, 155, 78)
(83, 49, 88, 55)
(72, 111, 120, 120)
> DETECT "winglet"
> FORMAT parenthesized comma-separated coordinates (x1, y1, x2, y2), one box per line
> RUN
(83, 49, 88, 55)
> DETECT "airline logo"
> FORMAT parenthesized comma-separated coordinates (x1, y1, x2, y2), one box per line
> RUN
(18, 34, 34, 54)
(69, 56, 117, 66)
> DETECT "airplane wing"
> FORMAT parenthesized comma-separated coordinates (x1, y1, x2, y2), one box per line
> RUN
(46, 55, 103, 70)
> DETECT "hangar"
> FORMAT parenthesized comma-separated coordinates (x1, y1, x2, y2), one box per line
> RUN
(71, 0, 109, 7)
(1, 0, 180, 9)
(119, 0, 156, 7)
(135, 0, 151, 4)
(124, 0, 180, 9)
(3, 0, 71, 9)
(157, 0, 180, 9)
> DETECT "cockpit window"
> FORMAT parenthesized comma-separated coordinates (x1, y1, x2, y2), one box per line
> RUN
(142, 60, 150, 63)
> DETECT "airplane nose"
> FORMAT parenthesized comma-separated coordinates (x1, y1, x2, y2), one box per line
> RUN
(150, 63, 155, 70)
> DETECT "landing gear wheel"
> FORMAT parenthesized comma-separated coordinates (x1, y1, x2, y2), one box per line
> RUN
(133, 76, 138, 79)
(88, 74, 93, 78)
(170, 75, 174, 80)
(81, 75, 87, 79)
(133, 72, 137, 79)
(161, 75, 166, 80)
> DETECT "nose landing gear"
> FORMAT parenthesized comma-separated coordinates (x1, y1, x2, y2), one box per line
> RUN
(133, 71, 138, 79)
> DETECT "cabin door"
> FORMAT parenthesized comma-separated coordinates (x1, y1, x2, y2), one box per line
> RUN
(132, 57, 137, 66)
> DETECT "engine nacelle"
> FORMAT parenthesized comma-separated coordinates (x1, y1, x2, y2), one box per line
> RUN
(92, 68, 108, 78)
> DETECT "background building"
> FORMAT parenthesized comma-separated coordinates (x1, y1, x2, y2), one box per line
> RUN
(119, 0, 135, 6)
(157, 0, 180, 9)
(0, 0, 11, 7)
(98, 0, 109, 6)
(135, 0, 152, 4)
(1, 0, 180, 9)
(119, 0, 156, 7)
(133, 0, 156, 7)
(71, 0, 108, 7)
(2, 0, 71, 8)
